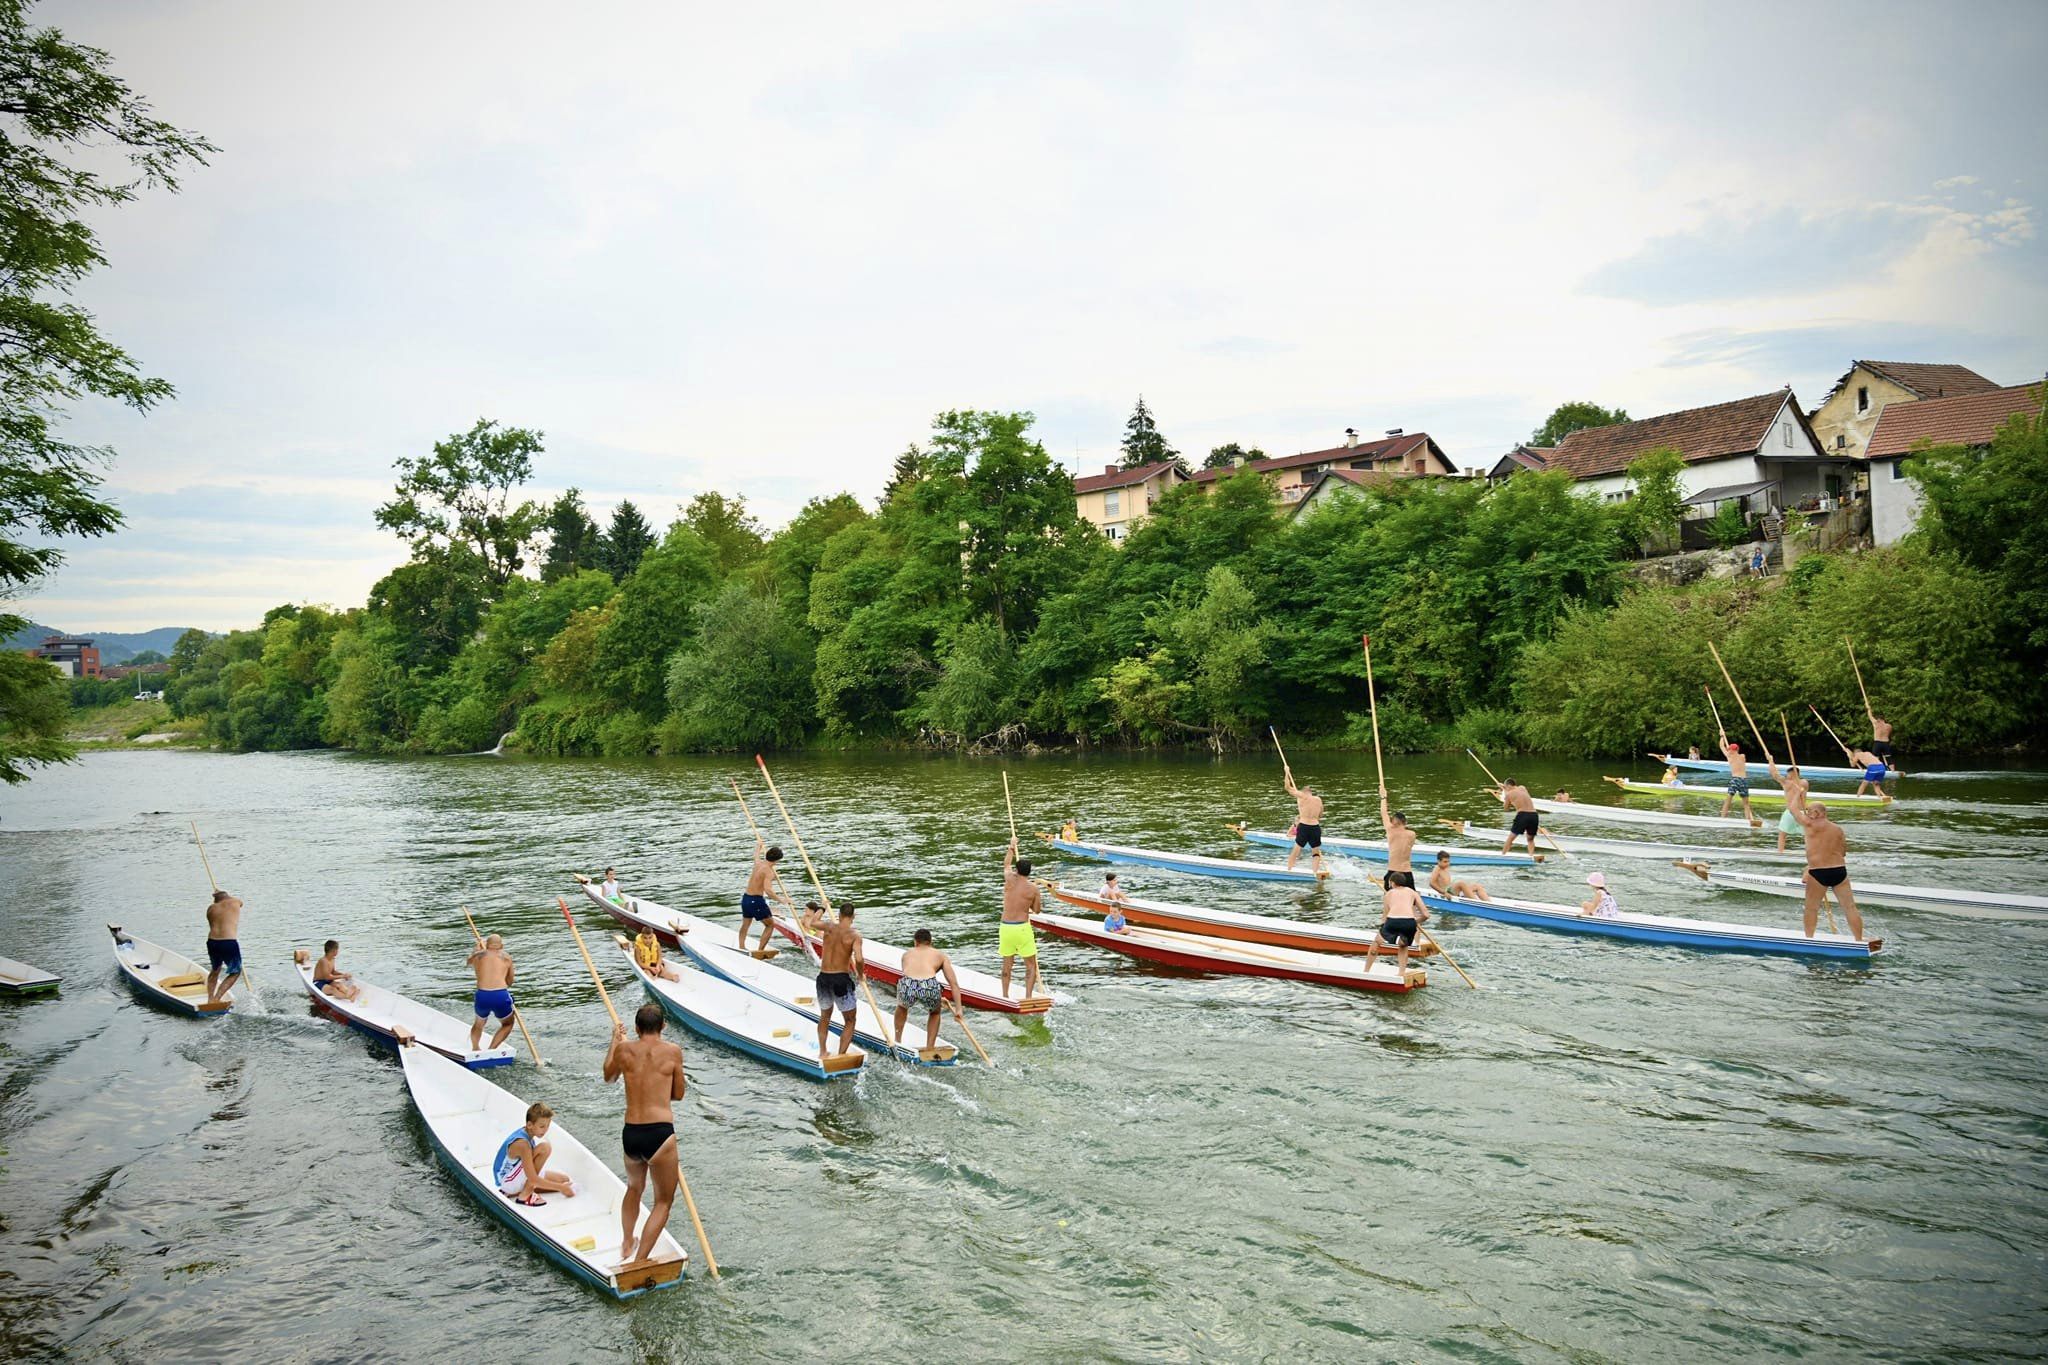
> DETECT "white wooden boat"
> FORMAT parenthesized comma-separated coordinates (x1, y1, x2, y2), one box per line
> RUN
(1046, 836, 1326, 883)
(108, 925, 243, 1017)
(1653, 752, 1899, 782)
(1231, 824, 1538, 867)
(1680, 864, 2048, 922)
(615, 936, 864, 1081)
(293, 952, 514, 1068)
(1048, 883, 1436, 958)
(0, 954, 60, 995)
(1030, 913, 1425, 991)
(1607, 776, 1893, 808)
(1528, 796, 1767, 832)
(1440, 819, 1808, 866)
(397, 1040, 685, 1298)
(1418, 890, 1883, 961)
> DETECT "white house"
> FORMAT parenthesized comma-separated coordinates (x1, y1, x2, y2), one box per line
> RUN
(1863, 382, 2044, 545)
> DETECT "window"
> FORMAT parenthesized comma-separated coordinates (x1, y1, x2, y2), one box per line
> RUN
(1890, 461, 1906, 481)
(1781, 420, 1793, 447)
(1103, 489, 1120, 517)
(1857, 386, 1869, 413)
(1104, 522, 1125, 540)
(1835, 434, 1846, 449)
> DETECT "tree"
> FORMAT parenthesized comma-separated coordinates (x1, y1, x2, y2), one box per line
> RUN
(375, 419, 544, 588)
(1619, 446, 1685, 555)
(591, 527, 719, 715)
(1203, 442, 1266, 470)
(1908, 392, 2048, 653)
(126, 648, 165, 665)
(1531, 401, 1629, 448)
(1119, 395, 1182, 471)
(1704, 500, 1750, 549)
(0, 0, 214, 781)
(664, 582, 814, 750)
(601, 499, 655, 580)
(927, 409, 1091, 638)
(679, 491, 765, 575)
(539, 488, 603, 582)
(879, 445, 923, 505)
(764, 493, 868, 621)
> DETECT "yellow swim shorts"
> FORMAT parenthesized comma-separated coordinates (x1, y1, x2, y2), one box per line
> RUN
(999, 921, 1037, 958)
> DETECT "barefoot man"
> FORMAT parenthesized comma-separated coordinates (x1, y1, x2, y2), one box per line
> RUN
(604, 1002, 686, 1268)
(1768, 759, 1807, 854)
(1363, 882, 1428, 977)
(814, 904, 865, 1060)
(1000, 837, 1043, 1001)
(467, 932, 518, 1052)
(203, 888, 244, 1006)
(1869, 713, 1894, 770)
(1283, 768, 1326, 875)
(1497, 777, 1540, 858)
(1717, 735, 1762, 826)
(1785, 793, 1864, 939)
(893, 928, 962, 1054)
(741, 844, 790, 954)
(1380, 793, 1417, 891)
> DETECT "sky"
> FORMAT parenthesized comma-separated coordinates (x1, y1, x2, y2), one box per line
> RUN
(20, 0, 2048, 631)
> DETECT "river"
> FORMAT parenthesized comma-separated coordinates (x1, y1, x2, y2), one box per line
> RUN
(2, 749, 2045, 1361)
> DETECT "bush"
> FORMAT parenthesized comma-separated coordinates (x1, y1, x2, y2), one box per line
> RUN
(1449, 706, 1522, 753)
(1338, 700, 1436, 753)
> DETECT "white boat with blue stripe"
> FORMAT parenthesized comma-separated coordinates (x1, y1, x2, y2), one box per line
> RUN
(293, 951, 513, 1068)
(615, 935, 865, 1082)
(1654, 752, 1899, 782)
(1044, 835, 1325, 883)
(1418, 889, 1883, 961)
(1231, 823, 1539, 867)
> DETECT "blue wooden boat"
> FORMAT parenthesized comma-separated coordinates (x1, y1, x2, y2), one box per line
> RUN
(1652, 752, 1899, 782)
(616, 936, 864, 1081)
(1232, 825, 1539, 867)
(1417, 890, 1882, 961)
(1045, 836, 1325, 883)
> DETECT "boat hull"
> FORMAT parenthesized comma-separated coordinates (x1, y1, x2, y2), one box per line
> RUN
(1048, 837, 1324, 883)
(109, 926, 237, 1017)
(1654, 753, 1899, 782)
(1031, 913, 1422, 991)
(1049, 885, 1436, 957)
(1236, 828, 1537, 867)
(1418, 891, 1881, 960)
(1695, 868, 2048, 922)
(673, 929, 956, 1064)
(1449, 824, 1807, 866)
(294, 960, 514, 1068)
(0, 955, 60, 995)
(619, 940, 862, 1082)
(1612, 778, 1892, 808)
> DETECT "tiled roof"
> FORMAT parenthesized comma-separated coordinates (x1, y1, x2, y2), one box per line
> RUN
(1548, 392, 1793, 481)
(1865, 382, 2044, 460)
(1073, 460, 1183, 495)
(1487, 445, 1551, 477)
(1189, 432, 1449, 483)
(1815, 360, 2000, 410)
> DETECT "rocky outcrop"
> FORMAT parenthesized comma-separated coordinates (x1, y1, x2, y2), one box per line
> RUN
(1623, 544, 1775, 587)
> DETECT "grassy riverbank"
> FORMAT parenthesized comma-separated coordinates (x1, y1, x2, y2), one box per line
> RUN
(65, 696, 208, 749)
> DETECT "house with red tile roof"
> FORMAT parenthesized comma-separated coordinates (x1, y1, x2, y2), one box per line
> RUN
(1485, 444, 1553, 482)
(1863, 381, 2045, 545)
(1809, 360, 2000, 460)
(1072, 460, 1188, 541)
(1189, 430, 1455, 508)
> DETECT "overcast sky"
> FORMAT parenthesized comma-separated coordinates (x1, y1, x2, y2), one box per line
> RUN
(25, 0, 2048, 630)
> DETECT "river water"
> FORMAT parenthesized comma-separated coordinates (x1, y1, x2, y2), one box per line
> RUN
(2, 749, 2045, 1362)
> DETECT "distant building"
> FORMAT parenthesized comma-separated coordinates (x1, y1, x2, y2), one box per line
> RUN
(1189, 429, 1456, 508)
(1072, 460, 1189, 541)
(1809, 360, 2000, 461)
(1863, 381, 2045, 546)
(1288, 468, 1396, 519)
(28, 634, 100, 678)
(1485, 444, 1553, 482)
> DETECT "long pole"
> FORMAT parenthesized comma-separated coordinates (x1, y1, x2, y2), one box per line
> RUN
(1845, 638, 1876, 730)
(730, 779, 815, 967)
(1268, 726, 1293, 784)
(462, 905, 544, 1066)
(1703, 686, 1731, 749)
(1809, 704, 1855, 761)
(1706, 642, 1773, 764)
(999, 769, 1053, 1004)
(1779, 710, 1797, 769)
(755, 757, 899, 1054)
(1365, 636, 1474, 990)
(191, 821, 261, 1009)
(557, 899, 718, 1280)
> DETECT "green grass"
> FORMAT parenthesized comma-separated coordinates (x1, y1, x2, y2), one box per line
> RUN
(64, 697, 207, 747)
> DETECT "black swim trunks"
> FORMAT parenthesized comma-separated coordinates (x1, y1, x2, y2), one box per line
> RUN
(1379, 917, 1419, 947)
(1383, 869, 1416, 891)
(1293, 823, 1322, 849)
(1807, 866, 1849, 889)
(1509, 811, 1540, 837)
(1871, 740, 1895, 763)
(621, 1121, 674, 1163)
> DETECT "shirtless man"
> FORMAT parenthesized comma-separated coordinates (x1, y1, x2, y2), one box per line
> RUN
(813, 905, 865, 1060)
(603, 1002, 687, 1267)
(1000, 837, 1043, 1001)
(1283, 768, 1326, 875)
(1497, 778, 1540, 857)
(1363, 883, 1428, 977)
(1786, 792, 1865, 939)
(203, 888, 244, 1006)
(467, 932, 518, 1052)
(741, 844, 791, 954)
(1868, 714, 1894, 769)
(1717, 735, 1762, 826)
(1767, 759, 1808, 853)
(1428, 850, 1490, 902)
(893, 928, 962, 1053)
(1379, 794, 1417, 891)
(1849, 747, 1892, 799)
(310, 939, 361, 1002)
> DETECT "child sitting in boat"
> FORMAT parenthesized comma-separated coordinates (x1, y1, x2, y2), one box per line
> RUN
(633, 930, 681, 982)
(1661, 766, 1682, 787)
(1580, 872, 1620, 918)
(1097, 871, 1129, 903)
(1060, 818, 1080, 842)
(310, 940, 362, 1002)
(600, 868, 624, 903)
(494, 1101, 577, 1207)
(1427, 851, 1490, 902)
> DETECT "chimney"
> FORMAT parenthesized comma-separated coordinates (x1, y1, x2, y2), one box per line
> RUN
(1231, 453, 1246, 467)
(1104, 464, 1118, 476)
(1385, 427, 1404, 438)
(1344, 427, 1358, 448)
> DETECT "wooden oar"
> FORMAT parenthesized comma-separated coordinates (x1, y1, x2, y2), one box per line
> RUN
(1809, 704, 1855, 762)
(1268, 725, 1293, 785)
(191, 821, 262, 1010)
(945, 998, 992, 1066)
(755, 756, 901, 1057)
(1705, 643, 1773, 765)
(1779, 710, 1797, 769)
(557, 898, 719, 1280)
(462, 905, 544, 1066)
(1365, 635, 1475, 989)
(1845, 637, 1876, 732)
(730, 778, 813, 966)
(1703, 686, 1732, 751)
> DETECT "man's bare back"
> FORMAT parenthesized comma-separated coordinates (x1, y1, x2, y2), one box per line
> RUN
(613, 1029, 686, 1124)
(1501, 783, 1534, 813)
(901, 942, 946, 979)
(206, 895, 242, 940)
(469, 946, 513, 990)
(1002, 871, 1039, 923)
(818, 919, 859, 973)
(1295, 789, 1324, 824)
(1802, 815, 1846, 869)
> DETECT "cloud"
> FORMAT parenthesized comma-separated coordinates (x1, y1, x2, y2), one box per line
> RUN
(1933, 175, 1980, 190)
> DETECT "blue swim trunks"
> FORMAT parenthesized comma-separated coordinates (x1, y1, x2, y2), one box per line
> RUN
(1864, 763, 1888, 781)
(206, 938, 242, 975)
(740, 893, 771, 921)
(474, 988, 514, 1022)
(1726, 776, 1751, 797)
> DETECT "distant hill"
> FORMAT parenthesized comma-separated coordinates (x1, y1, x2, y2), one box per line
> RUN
(4, 623, 205, 665)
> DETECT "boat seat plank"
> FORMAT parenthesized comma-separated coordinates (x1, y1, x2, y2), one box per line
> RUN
(158, 973, 207, 989)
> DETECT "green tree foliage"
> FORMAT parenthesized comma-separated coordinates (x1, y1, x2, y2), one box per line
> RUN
(1203, 442, 1266, 470)
(169, 605, 346, 751)
(375, 419, 544, 588)
(1, 1, 212, 781)
(664, 582, 814, 750)
(601, 499, 655, 580)
(126, 648, 166, 665)
(1119, 395, 1182, 471)
(1618, 447, 1684, 555)
(591, 527, 719, 717)
(879, 445, 923, 505)
(918, 619, 1017, 742)
(1156, 565, 1275, 739)
(1531, 401, 1629, 448)
(1704, 499, 1751, 549)
(679, 491, 765, 576)
(1907, 392, 2048, 654)
(763, 493, 867, 621)
(539, 487, 603, 582)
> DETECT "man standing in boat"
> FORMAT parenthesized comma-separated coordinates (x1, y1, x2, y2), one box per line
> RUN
(893, 928, 962, 1055)
(1496, 778, 1541, 858)
(604, 1002, 686, 1269)
(1766, 759, 1808, 854)
(203, 887, 244, 1007)
(1283, 767, 1326, 875)
(1000, 836, 1044, 1001)
(1380, 793, 1418, 890)
(814, 904, 865, 1061)
(467, 933, 518, 1052)
(740, 843, 791, 956)
(1716, 735, 1763, 827)
(1362, 882, 1428, 977)
(1868, 711, 1894, 770)
(1783, 789, 1865, 940)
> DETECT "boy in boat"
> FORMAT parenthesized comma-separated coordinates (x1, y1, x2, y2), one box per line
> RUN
(203, 888, 244, 1006)
(741, 844, 790, 955)
(1428, 850, 1490, 901)
(495, 1100, 576, 1207)
(633, 928, 681, 982)
(1363, 883, 1428, 976)
(1660, 766, 1682, 787)
(893, 928, 962, 1053)
(604, 1002, 686, 1268)
(1767, 759, 1808, 853)
(1282, 768, 1326, 875)
(814, 904, 866, 1061)
(1001, 836, 1044, 1001)
(1579, 872, 1620, 917)
(467, 933, 518, 1052)
(311, 939, 362, 1001)
(1785, 794, 1866, 939)
(1380, 794, 1417, 890)
(600, 867, 623, 903)
(1497, 779, 1541, 857)
(1097, 870, 1129, 904)
(1060, 818, 1080, 842)
(1717, 735, 1762, 826)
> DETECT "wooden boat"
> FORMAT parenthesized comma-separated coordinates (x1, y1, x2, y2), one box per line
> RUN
(1678, 863, 2048, 922)
(1528, 796, 1767, 833)
(0, 955, 61, 996)
(1030, 912, 1425, 991)
(108, 925, 242, 1016)
(1607, 776, 1893, 808)
(1048, 884, 1436, 958)
(616, 936, 864, 1081)
(1440, 819, 1807, 867)
(397, 1040, 685, 1298)
(1417, 889, 1882, 961)
(1046, 835, 1325, 883)
(1231, 824, 1539, 867)
(577, 877, 1056, 1017)
(1652, 752, 1898, 782)
(293, 952, 514, 1068)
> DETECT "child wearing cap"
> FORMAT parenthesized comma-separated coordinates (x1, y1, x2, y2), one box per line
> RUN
(1580, 872, 1620, 918)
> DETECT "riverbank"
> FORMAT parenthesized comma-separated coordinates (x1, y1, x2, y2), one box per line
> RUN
(63, 696, 208, 749)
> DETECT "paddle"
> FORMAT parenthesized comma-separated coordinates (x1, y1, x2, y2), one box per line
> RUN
(556, 898, 719, 1280)
(191, 821, 262, 1010)
(730, 778, 814, 966)
(462, 905, 545, 1067)
(1705, 644, 1784, 838)
(1779, 710, 1797, 770)
(755, 756, 903, 1058)
(1364, 635, 1475, 990)
(1809, 704, 1856, 762)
